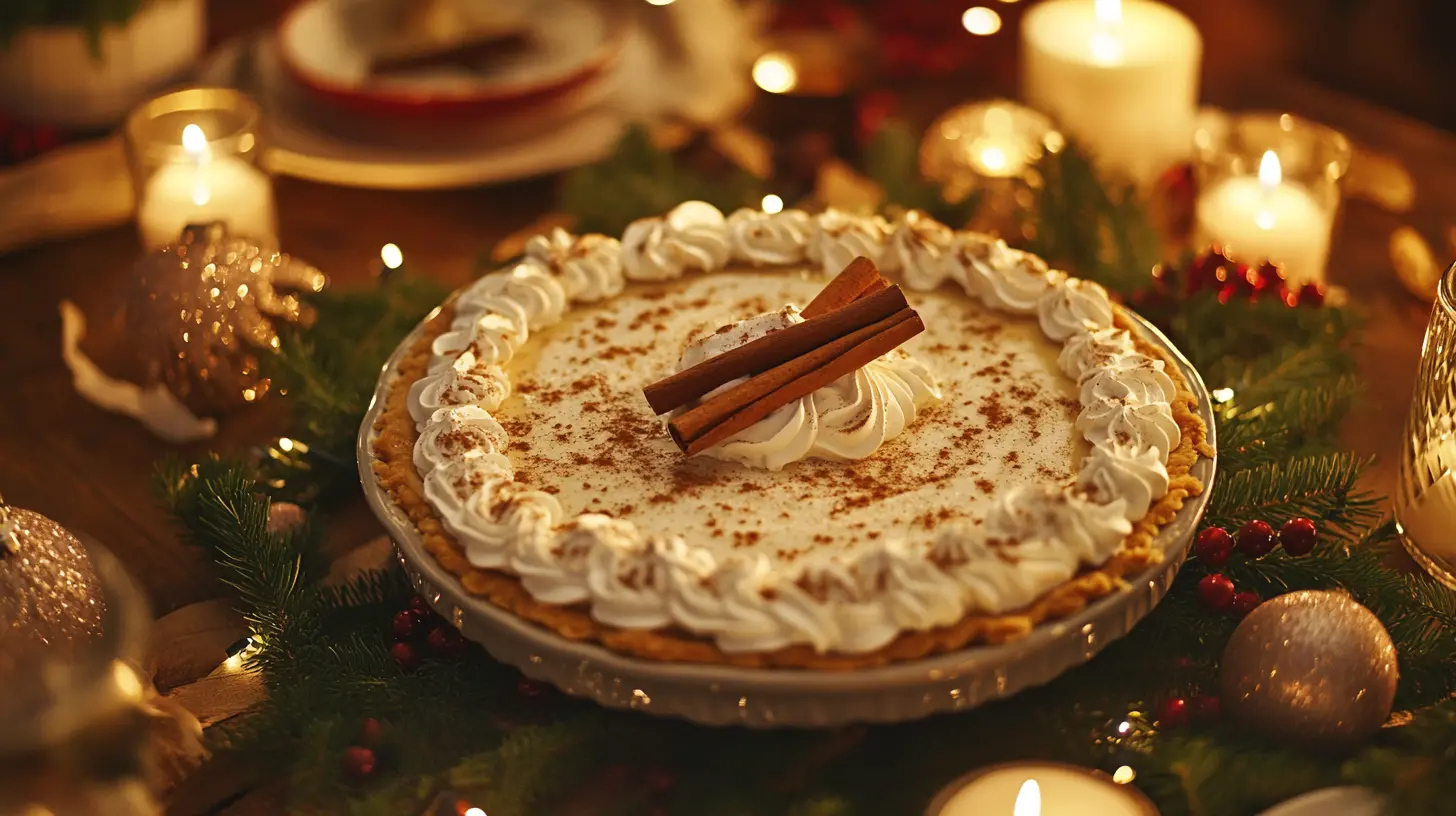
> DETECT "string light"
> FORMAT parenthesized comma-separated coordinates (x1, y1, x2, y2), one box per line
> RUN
(760, 194, 784, 214)
(1112, 765, 1137, 784)
(380, 243, 404, 270)
(962, 7, 1003, 35)
(752, 52, 798, 94)
(464, 808, 487, 816)
(644, 0, 674, 4)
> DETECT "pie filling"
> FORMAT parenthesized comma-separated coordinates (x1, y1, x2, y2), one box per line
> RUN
(383, 202, 1203, 657)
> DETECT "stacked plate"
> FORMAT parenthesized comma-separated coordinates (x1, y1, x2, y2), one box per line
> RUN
(202, 0, 754, 189)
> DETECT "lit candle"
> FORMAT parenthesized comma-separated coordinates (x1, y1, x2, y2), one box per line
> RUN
(928, 762, 1157, 816)
(1021, 0, 1202, 187)
(1193, 150, 1334, 285)
(967, 106, 1028, 178)
(135, 122, 278, 250)
(1397, 435, 1456, 564)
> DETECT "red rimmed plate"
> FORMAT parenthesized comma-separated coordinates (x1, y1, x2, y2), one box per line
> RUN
(278, 0, 626, 121)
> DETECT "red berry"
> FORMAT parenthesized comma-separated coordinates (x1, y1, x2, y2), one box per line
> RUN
(392, 609, 422, 641)
(1191, 695, 1221, 722)
(517, 676, 550, 700)
(1230, 591, 1262, 617)
(1156, 697, 1190, 728)
(644, 768, 676, 794)
(343, 746, 376, 780)
(407, 595, 432, 615)
(1237, 520, 1277, 557)
(391, 641, 421, 672)
(1279, 518, 1318, 556)
(359, 718, 383, 747)
(426, 626, 468, 657)
(1197, 574, 1236, 611)
(1193, 527, 1234, 565)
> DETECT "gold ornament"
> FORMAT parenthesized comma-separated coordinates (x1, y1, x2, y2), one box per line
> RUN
(1220, 590, 1397, 750)
(127, 222, 327, 414)
(0, 494, 107, 678)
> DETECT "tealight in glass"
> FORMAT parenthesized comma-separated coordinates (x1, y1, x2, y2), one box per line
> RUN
(1192, 112, 1350, 286)
(124, 87, 277, 251)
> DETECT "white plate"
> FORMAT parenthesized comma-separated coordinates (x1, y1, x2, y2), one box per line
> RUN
(199, 16, 753, 189)
(358, 300, 1218, 728)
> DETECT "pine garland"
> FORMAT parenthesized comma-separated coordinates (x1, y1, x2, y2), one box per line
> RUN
(152, 129, 1456, 815)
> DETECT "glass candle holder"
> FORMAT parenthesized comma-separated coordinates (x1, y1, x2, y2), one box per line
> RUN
(1396, 262, 1456, 589)
(921, 100, 1059, 200)
(124, 87, 278, 251)
(1192, 112, 1350, 286)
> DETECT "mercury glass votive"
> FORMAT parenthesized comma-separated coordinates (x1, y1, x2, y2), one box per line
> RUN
(921, 100, 1059, 205)
(1396, 262, 1456, 589)
(124, 87, 277, 251)
(1192, 112, 1350, 286)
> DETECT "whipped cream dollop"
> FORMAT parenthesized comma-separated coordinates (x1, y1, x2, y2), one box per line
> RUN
(727, 207, 812, 266)
(525, 228, 625, 302)
(883, 210, 955, 291)
(400, 201, 1195, 657)
(671, 307, 942, 471)
(806, 209, 892, 275)
(621, 201, 732, 281)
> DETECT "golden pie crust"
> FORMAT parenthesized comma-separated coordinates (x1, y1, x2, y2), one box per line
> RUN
(371, 297, 1210, 670)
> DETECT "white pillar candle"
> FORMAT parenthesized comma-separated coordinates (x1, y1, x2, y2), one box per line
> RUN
(930, 763, 1156, 816)
(135, 123, 278, 250)
(1193, 151, 1334, 285)
(1021, 0, 1202, 187)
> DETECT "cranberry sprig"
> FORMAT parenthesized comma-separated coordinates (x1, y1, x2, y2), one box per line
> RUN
(390, 595, 469, 672)
(1136, 247, 1328, 311)
(1191, 517, 1319, 614)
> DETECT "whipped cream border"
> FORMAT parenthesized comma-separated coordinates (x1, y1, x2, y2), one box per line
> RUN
(401, 203, 1187, 656)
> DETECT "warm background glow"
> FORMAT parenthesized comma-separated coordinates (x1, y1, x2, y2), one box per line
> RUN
(962, 7, 1003, 35)
(752, 53, 798, 94)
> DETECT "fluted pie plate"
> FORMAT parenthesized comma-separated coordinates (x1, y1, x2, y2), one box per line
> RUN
(357, 254, 1217, 728)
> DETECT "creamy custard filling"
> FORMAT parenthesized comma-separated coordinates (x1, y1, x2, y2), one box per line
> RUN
(402, 202, 1183, 655)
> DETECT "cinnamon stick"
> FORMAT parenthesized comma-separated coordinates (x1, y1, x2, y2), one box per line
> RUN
(642, 284, 909, 415)
(669, 308, 924, 453)
(801, 257, 883, 319)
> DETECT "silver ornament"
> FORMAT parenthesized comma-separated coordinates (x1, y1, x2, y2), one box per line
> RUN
(0, 498, 106, 678)
(127, 222, 327, 414)
(1221, 590, 1397, 749)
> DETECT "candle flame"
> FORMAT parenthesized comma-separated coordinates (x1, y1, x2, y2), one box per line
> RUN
(1258, 150, 1282, 188)
(1094, 0, 1122, 24)
(182, 124, 208, 156)
(1013, 779, 1041, 816)
(979, 145, 1008, 173)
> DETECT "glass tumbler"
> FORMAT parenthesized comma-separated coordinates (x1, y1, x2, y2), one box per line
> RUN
(1396, 261, 1456, 588)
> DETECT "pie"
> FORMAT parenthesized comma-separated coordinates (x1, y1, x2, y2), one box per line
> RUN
(368, 202, 1209, 669)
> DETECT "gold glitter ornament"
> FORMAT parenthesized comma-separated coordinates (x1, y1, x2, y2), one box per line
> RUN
(0, 494, 107, 679)
(127, 222, 327, 413)
(1220, 590, 1397, 750)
